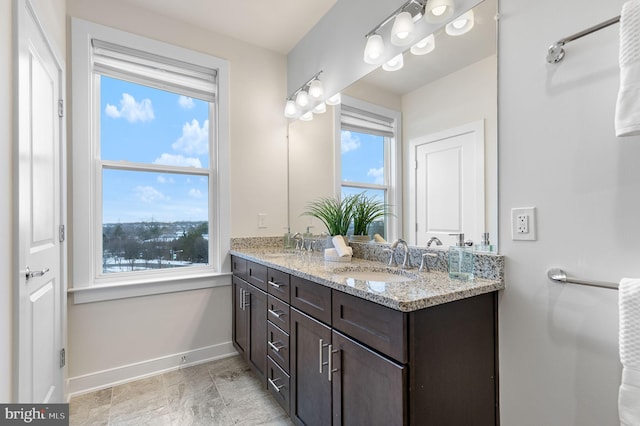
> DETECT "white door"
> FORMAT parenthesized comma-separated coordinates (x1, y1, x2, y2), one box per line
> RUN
(16, 0, 65, 403)
(410, 121, 485, 247)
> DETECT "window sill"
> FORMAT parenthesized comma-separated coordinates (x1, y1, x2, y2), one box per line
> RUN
(68, 271, 232, 304)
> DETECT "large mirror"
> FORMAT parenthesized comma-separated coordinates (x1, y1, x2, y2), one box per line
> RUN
(288, 0, 498, 250)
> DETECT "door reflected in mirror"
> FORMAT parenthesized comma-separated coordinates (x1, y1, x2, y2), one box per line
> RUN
(288, 0, 498, 251)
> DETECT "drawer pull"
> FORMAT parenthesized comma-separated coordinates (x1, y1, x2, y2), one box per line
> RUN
(268, 280, 282, 288)
(328, 344, 333, 382)
(268, 377, 284, 392)
(268, 309, 285, 319)
(268, 340, 284, 353)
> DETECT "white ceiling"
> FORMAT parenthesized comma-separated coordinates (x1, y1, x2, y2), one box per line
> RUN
(117, 0, 338, 54)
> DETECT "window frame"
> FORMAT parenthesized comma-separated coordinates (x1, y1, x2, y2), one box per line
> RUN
(70, 18, 230, 303)
(335, 95, 402, 242)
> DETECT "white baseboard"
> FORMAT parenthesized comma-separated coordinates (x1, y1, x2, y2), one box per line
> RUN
(67, 341, 237, 398)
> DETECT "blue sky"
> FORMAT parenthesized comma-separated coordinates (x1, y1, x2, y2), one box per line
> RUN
(341, 130, 385, 186)
(100, 76, 209, 224)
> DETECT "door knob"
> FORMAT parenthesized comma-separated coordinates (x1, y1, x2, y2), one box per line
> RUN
(25, 266, 50, 280)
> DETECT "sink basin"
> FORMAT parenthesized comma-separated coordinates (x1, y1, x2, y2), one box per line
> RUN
(332, 267, 415, 283)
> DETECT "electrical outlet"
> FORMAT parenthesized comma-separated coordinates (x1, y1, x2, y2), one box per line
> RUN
(516, 214, 529, 233)
(511, 207, 536, 241)
(258, 213, 267, 229)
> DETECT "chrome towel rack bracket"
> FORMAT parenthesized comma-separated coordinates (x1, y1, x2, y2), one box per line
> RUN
(547, 16, 620, 64)
(547, 268, 619, 290)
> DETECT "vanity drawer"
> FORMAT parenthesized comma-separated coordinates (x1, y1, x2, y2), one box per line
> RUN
(231, 256, 247, 280)
(267, 356, 290, 415)
(246, 261, 268, 292)
(267, 321, 290, 373)
(332, 290, 408, 364)
(291, 276, 331, 325)
(267, 268, 290, 303)
(268, 294, 290, 334)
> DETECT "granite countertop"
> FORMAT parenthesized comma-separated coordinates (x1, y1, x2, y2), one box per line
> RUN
(229, 248, 505, 312)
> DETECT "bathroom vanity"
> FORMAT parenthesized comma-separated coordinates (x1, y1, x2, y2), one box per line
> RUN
(230, 248, 503, 426)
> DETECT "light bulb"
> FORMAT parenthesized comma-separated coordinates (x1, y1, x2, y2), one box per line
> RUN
(284, 100, 298, 118)
(382, 54, 404, 72)
(363, 34, 385, 64)
(325, 93, 341, 106)
(446, 10, 475, 36)
(425, 0, 454, 23)
(300, 111, 313, 121)
(390, 11, 416, 46)
(295, 90, 310, 108)
(313, 102, 326, 114)
(308, 79, 324, 99)
(411, 34, 435, 55)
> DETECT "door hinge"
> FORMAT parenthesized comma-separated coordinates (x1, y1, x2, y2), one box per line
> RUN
(58, 99, 64, 118)
(59, 224, 65, 243)
(60, 348, 65, 368)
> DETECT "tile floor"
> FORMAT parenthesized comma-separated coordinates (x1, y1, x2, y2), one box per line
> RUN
(69, 355, 293, 426)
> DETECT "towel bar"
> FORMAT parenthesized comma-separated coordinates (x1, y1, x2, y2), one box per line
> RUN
(547, 15, 620, 63)
(547, 268, 619, 290)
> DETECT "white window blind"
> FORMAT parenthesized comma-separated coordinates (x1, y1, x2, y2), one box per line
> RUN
(92, 39, 217, 102)
(341, 104, 395, 138)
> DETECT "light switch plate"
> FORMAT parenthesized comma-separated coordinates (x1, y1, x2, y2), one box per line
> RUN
(511, 207, 536, 241)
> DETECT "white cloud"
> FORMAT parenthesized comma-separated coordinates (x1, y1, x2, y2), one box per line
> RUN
(341, 131, 361, 153)
(178, 96, 195, 109)
(172, 119, 209, 155)
(133, 186, 168, 203)
(157, 175, 175, 184)
(367, 167, 385, 185)
(105, 93, 154, 123)
(153, 153, 202, 168)
(188, 188, 204, 199)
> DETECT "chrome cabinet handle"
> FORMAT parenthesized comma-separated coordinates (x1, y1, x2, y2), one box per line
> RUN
(268, 377, 284, 392)
(268, 309, 284, 319)
(243, 290, 250, 308)
(268, 340, 284, 353)
(240, 288, 245, 310)
(319, 339, 329, 374)
(328, 344, 333, 381)
(25, 266, 49, 281)
(268, 280, 282, 288)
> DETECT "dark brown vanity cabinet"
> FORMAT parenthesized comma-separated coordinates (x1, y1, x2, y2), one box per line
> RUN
(231, 256, 498, 426)
(231, 258, 267, 383)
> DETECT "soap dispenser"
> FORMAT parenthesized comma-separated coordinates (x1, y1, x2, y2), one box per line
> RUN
(448, 233, 475, 280)
(475, 232, 494, 253)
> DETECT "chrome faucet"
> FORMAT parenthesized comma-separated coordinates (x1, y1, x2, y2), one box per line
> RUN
(389, 239, 411, 269)
(426, 237, 443, 248)
(292, 232, 303, 250)
(419, 252, 438, 272)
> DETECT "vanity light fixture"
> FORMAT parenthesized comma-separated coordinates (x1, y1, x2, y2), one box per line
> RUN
(445, 9, 474, 35)
(300, 111, 314, 121)
(382, 53, 404, 71)
(284, 70, 325, 119)
(410, 33, 436, 55)
(363, 0, 427, 64)
(424, 0, 455, 23)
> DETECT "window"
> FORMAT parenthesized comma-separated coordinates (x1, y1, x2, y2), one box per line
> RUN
(338, 98, 401, 241)
(71, 19, 229, 302)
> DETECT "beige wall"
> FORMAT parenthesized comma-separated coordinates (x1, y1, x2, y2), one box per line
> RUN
(65, 0, 289, 392)
(402, 55, 498, 243)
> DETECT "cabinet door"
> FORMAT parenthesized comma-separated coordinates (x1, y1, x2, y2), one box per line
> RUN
(331, 330, 406, 426)
(232, 277, 248, 356)
(247, 283, 267, 383)
(290, 308, 332, 426)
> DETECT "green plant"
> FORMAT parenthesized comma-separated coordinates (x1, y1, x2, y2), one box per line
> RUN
(303, 195, 359, 236)
(352, 192, 390, 236)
